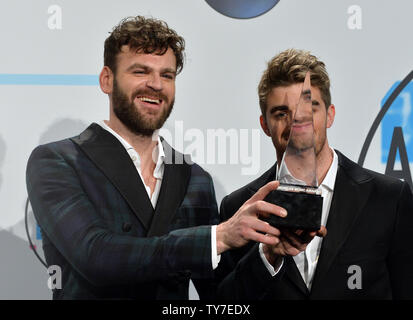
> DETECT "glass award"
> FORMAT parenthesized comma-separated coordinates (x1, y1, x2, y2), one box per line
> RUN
(263, 72, 323, 230)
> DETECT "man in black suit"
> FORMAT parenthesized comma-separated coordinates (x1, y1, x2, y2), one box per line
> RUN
(217, 49, 413, 299)
(26, 16, 296, 299)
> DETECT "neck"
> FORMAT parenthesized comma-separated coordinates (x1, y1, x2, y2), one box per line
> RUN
(105, 116, 158, 167)
(276, 141, 333, 186)
(315, 141, 333, 185)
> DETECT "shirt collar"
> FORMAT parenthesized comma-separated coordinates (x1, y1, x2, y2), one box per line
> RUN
(98, 121, 165, 177)
(320, 148, 338, 192)
(276, 162, 307, 185)
(275, 147, 338, 191)
(153, 133, 165, 179)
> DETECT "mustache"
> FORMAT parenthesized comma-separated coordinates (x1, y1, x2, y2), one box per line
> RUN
(293, 114, 313, 124)
(131, 89, 168, 102)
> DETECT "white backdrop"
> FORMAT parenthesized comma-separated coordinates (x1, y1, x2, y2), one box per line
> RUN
(0, 0, 412, 299)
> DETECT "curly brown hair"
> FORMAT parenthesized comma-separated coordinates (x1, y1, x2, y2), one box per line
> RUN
(258, 49, 331, 117)
(104, 16, 185, 75)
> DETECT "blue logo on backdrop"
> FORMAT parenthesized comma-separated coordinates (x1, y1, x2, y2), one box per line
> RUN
(25, 198, 47, 267)
(36, 224, 42, 240)
(0, 74, 98, 86)
(205, 0, 280, 19)
(381, 81, 413, 164)
(358, 71, 413, 190)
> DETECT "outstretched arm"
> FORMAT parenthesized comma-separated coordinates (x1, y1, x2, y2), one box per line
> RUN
(26, 144, 214, 287)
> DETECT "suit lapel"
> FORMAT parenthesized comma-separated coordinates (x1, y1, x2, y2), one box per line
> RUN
(310, 151, 372, 295)
(147, 140, 191, 237)
(285, 256, 310, 295)
(246, 164, 277, 194)
(71, 123, 154, 231)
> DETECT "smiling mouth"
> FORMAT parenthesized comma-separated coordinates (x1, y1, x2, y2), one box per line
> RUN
(292, 122, 312, 129)
(137, 96, 162, 105)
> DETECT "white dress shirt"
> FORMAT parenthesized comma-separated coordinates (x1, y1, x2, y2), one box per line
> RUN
(99, 120, 165, 208)
(261, 148, 338, 289)
(98, 121, 220, 269)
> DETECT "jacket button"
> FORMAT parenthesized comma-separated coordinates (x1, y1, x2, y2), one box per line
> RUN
(122, 222, 132, 232)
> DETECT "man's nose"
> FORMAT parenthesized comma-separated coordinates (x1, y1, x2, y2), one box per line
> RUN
(146, 73, 162, 91)
(293, 103, 313, 123)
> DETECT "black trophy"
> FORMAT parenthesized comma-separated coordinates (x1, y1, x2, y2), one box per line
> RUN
(263, 72, 323, 231)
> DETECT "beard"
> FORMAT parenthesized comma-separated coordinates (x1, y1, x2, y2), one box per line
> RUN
(275, 123, 327, 163)
(288, 132, 315, 154)
(282, 130, 326, 157)
(112, 78, 174, 137)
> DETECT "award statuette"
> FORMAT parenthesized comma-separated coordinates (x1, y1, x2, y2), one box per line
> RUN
(262, 72, 323, 231)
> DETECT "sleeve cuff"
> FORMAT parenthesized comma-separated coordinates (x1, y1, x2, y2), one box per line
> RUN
(258, 243, 284, 276)
(211, 225, 221, 270)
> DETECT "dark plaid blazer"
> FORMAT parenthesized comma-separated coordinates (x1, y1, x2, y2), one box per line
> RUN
(26, 123, 219, 300)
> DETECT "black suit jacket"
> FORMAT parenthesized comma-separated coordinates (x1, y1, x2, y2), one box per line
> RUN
(26, 123, 219, 299)
(217, 150, 413, 299)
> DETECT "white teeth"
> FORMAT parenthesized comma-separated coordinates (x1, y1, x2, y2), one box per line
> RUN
(139, 96, 160, 104)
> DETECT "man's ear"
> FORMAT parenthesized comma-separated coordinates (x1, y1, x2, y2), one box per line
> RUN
(326, 104, 335, 128)
(260, 115, 271, 137)
(99, 66, 114, 94)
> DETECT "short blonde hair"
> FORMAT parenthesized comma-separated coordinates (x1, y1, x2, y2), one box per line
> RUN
(258, 49, 331, 117)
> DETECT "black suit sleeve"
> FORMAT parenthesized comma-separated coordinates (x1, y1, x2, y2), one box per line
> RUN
(216, 195, 285, 300)
(387, 182, 413, 299)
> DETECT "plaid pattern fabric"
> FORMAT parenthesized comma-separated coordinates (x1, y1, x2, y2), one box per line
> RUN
(26, 127, 219, 299)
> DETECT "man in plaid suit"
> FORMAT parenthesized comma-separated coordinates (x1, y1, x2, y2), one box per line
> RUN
(26, 16, 301, 299)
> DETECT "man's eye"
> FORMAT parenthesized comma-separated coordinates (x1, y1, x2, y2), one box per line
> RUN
(133, 70, 145, 74)
(275, 112, 287, 119)
(162, 74, 174, 80)
(312, 101, 320, 110)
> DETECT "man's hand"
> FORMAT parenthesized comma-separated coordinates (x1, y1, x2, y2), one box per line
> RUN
(216, 181, 287, 255)
(262, 226, 327, 266)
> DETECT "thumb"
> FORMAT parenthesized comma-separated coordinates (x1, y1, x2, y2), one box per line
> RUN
(316, 226, 327, 238)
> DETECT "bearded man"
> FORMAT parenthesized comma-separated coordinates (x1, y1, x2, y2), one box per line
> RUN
(27, 16, 303, 300)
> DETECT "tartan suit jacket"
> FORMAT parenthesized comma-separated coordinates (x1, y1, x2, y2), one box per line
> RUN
(26, 123, 219, 300)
